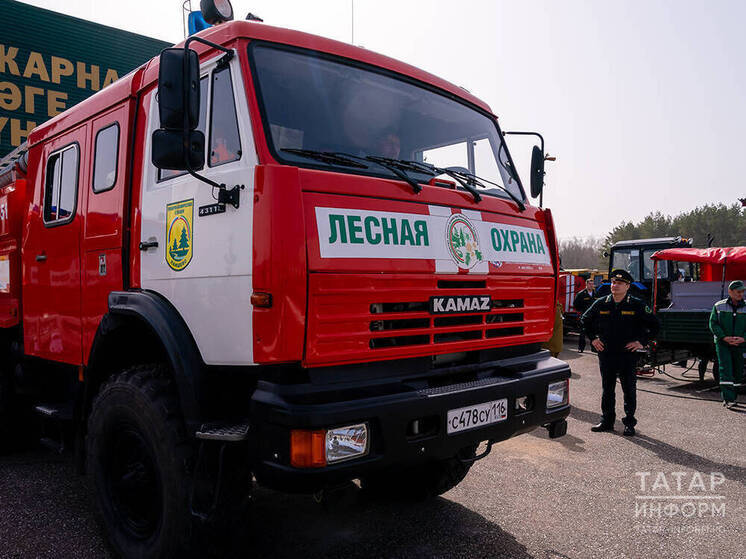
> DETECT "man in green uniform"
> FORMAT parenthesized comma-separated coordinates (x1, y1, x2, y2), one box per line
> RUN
(581, 269, 659, 436)
(709, 280, 745, 408)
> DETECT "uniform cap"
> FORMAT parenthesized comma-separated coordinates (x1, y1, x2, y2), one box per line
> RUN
(729, 280, 745, 291)
(610, 269, 633, 284)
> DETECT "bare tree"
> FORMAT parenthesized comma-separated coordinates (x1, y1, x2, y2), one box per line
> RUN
(559, 237, 604, 269)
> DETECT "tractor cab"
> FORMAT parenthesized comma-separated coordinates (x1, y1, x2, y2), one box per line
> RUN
(597, 236, 694, 307)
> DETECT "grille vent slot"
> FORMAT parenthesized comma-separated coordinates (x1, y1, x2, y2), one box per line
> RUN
(486, 327, 524, 338)
(437, 280, 487, 289)
(370, 335, 430, 349)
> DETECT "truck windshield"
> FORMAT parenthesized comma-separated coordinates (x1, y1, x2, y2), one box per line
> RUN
(643, 250, 670, 280)
(610, 248, 642, 282)
(249, 44, 525, 201)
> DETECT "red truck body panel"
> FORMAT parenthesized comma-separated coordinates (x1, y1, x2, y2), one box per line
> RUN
(0, 176, 26, 327)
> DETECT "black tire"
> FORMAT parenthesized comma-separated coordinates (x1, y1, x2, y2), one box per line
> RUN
(0, 358, 36, 452)
(0, 361, 12, 449)
(362, 445, 477, 500)
(87, 364, 194, 559)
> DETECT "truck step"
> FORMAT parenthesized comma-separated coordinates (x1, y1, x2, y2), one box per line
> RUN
(196, 422, 250, 442)
(33, 403, 73, 421)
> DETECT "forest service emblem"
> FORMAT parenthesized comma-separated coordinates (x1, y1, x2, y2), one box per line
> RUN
(166, 199, 194, 271)
(445, 213, 482, 269)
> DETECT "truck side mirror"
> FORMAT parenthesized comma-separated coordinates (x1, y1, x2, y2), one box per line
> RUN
(530, 145, 544, 198)
(152, 48, 204, 171)
(158, 48, 200, 130)
(151, 129, 205, 171)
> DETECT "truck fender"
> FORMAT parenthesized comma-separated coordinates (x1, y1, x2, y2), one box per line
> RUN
(87, 290, 206, 433)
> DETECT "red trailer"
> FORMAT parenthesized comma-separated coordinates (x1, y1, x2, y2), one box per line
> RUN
(648, 247, 746, 381)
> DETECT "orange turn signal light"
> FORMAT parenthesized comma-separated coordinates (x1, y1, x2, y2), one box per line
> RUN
(251, 291, 273, 308)
(290, 429, 327, 468)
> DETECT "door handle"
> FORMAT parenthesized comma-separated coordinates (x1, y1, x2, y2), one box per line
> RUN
(139, 240, 159, 251)
(35, 253, 47, 262)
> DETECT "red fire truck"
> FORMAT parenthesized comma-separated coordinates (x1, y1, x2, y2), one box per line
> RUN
(0, 11, 570, 558)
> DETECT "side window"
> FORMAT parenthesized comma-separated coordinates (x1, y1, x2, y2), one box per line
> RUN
(93, 123, 120, 193)
(43, 144, 79, 225)
(159, 76, 209, 181)
(43, 154, 61, 222)
(209, 65, 241, 167)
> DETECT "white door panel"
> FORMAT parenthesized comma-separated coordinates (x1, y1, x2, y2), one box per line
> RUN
(140, 55, 257, 365)
(145, 276, 252, 365)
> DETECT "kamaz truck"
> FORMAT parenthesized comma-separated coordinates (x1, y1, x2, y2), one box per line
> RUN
(0, 8, 570, 557)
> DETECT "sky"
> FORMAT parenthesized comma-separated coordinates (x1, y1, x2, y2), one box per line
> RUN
(17, 0, 746, 240)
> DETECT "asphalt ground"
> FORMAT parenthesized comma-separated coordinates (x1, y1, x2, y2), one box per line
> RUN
(1, 335, 744, 559)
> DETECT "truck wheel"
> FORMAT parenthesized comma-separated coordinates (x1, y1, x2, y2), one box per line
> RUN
(0, 363, 11, 449)
(0, 360, 33, 451)
(87, 365, 194, 559)
(362, 445, 477, 500)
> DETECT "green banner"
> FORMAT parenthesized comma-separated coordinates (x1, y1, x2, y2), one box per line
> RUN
(0, 0, 170, 157)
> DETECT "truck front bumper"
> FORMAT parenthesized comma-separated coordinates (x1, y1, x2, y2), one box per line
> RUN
(250, 350, 570, 492)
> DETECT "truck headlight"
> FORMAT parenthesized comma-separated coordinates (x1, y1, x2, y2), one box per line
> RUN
(546, 380, 569, 409)
(326, 423, 369, 464)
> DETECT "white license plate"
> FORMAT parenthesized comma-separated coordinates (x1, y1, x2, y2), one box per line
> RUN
(447, 399, 508, 434)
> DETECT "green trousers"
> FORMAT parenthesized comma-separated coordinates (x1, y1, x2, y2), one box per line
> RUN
(715, 341, 744, 402)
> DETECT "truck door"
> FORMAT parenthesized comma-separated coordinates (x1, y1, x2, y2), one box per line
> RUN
(81, 107, 128, 359)
(23, 126, 87, 364)
(139, 53, 257, 366)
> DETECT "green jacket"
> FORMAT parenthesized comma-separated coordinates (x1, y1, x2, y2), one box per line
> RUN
(709, 298, 746, 342)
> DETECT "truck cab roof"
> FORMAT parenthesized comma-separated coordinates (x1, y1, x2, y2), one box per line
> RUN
(29, 20, 495, 149)
(611, 237, 691, 249)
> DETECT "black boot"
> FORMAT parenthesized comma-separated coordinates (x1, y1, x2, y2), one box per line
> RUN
(591, 422, 614, 432)
(623, 425, 635, 436)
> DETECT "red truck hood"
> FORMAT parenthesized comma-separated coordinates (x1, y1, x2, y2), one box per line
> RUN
(299, 169, 556, 367)
(251, 165, 558, 367)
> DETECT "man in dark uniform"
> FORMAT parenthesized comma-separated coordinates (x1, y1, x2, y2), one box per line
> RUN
(573, 278, 596, 352)
(581, 269, 659, 436)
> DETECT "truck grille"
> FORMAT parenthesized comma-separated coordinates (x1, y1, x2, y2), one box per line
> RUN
(369, 298, 524, 348)
(306, 274, 554, 366)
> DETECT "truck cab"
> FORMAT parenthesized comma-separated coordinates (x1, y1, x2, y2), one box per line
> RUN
(0, 18, 571, 558)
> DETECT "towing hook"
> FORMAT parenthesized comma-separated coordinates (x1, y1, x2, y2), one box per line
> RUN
(545, 419, 568, 439)
(460, 440, 495, 464)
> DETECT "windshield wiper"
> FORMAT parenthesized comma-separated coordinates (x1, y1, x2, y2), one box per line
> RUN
(368, 157, 483, 203)
(282, 149, 425, 195)
(362, 155, 426, 194)
(431, 166, 482, 203)
(281, 148, 368, 169)
(323, 153, 429, 194)
(280, 149, 521, 209)
(444, 167, 525, 211)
